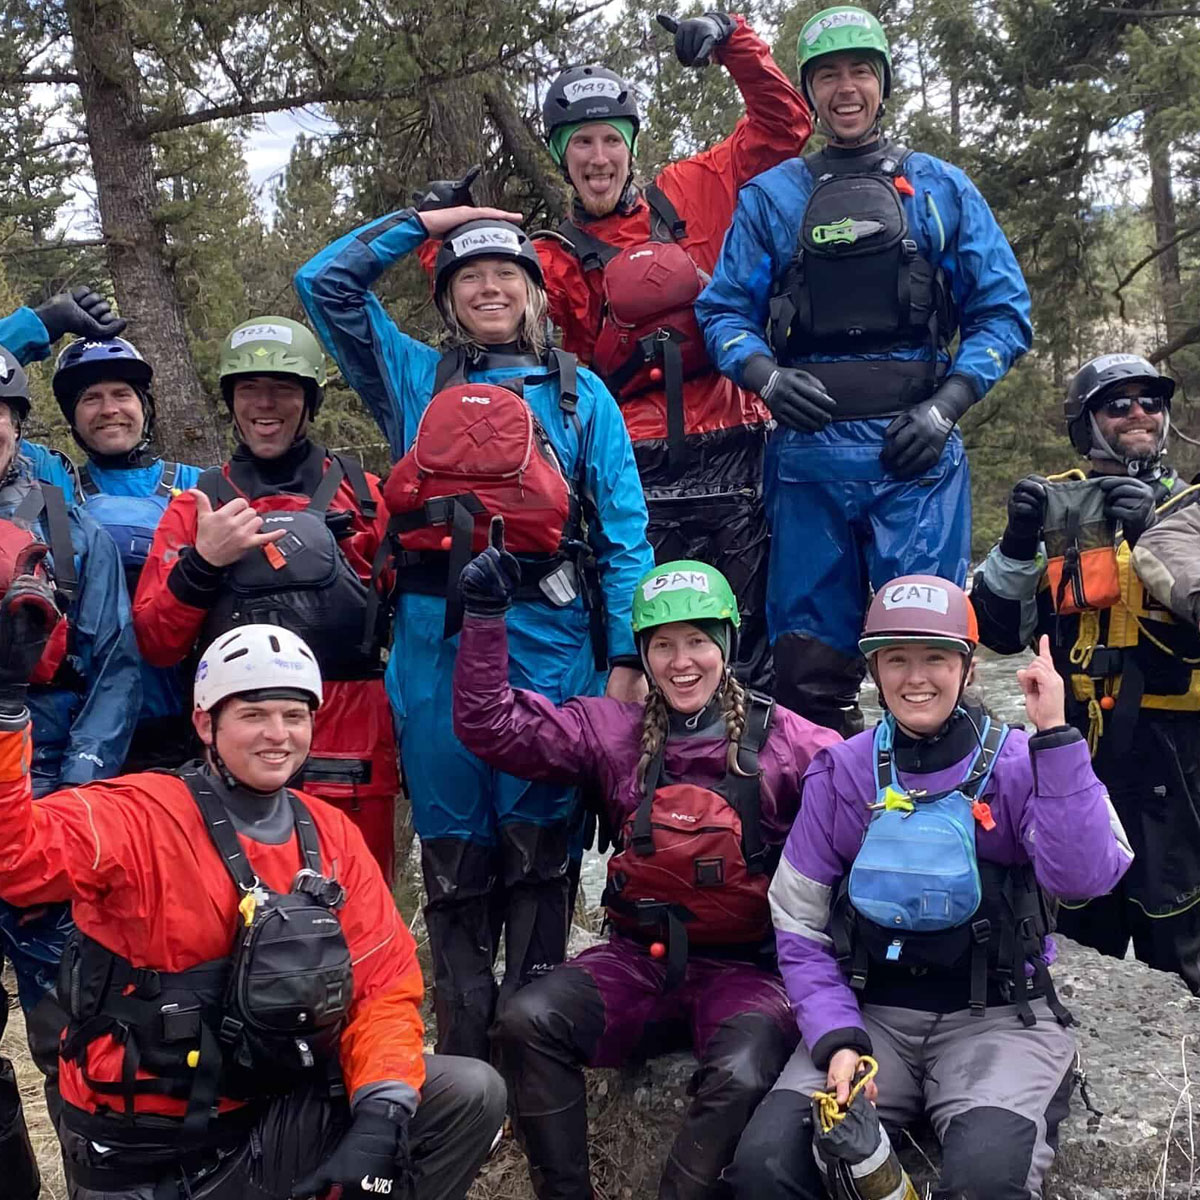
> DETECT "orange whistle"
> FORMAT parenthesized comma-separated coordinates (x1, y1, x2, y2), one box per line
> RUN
(263, 542, 286, 570)
(972, 801, 996, 832)
(1099, 695, 1115, 711)
(894, 175, 915, 196)
(649, 367, 663, 383)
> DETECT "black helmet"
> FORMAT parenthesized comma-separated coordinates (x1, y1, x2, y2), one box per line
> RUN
(542, 65, 640, 154)
(0, 347, 31, 426)
(433, 220, 544, 303)
(1065, 353, 1174, 458)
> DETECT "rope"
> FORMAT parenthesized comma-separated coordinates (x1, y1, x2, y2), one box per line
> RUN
(812, 1055, 879, 1134)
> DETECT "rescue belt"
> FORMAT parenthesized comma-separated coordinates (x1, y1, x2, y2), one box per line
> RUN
(58, 769, 352, 1149)
(768, 146, 955, 418)
(1057, 479, 1200, 755)
(604, 691, 775, 988)
(385, 349, 607, 667)
(554, 185, 707, 471)
(197, 455, 390, 682)
(832, 716, 1071, 1027)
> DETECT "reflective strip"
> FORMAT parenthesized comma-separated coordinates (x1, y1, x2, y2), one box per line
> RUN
(352, 929, 397, 966)
(926, 191, 946, 253)
(769, 855, 833, 947)
(69, 789, 102, 870)
(1101, 790, 1135, 863)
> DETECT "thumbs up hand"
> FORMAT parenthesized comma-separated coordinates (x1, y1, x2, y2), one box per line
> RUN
(459, 516, 521, 617)
(1016, 635, 1067, 731)
(190, 488, 286, 568)
(657, 11, 734, 67)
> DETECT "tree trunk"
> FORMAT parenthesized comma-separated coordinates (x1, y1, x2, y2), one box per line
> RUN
(1144, 112, 1185, 351)
(65, 0, 225, 465)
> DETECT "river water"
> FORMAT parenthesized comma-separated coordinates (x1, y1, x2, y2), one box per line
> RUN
(576, 647, 1034, 908)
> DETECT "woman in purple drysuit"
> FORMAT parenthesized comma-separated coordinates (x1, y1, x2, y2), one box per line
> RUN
(727, 574, 1135, 1200)
(451, 533, 839, 1200)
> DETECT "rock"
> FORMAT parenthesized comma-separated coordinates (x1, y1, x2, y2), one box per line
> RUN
(470, 938, 1199, 1200)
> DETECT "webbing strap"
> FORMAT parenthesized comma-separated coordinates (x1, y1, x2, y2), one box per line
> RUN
(304, 457, 345, 517)
(157, 461, 180, 498)
(196, 467, 238, 508)
(78, 462, 100, 498)
(16, 484, 78, 607)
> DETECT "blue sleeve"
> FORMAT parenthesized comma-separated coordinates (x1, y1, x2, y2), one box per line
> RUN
(0, 308, 51, 366)
(57, 512, 141, 784)
(695, 184, 783, 385)
(20, 443, 78, 498)
(577, 371, 653, 659)
(294, 210, 440, 459)
(938, 166, 1032, 397)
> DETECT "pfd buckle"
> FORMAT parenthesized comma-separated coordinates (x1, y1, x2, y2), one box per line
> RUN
(970, 918, 991, 945)
(218, 1015, 244, 1046)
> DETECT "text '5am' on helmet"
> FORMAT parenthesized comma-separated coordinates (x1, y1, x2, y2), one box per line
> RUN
(798, 6, 893, 101)
(632, 560, 742, 636)
(52, 336, 153, 421)
(542, 64, 641, 158)
(859, 574, 978, 657)
(218, 317, 328, 415)
(1064, 352, 1175, 458)
(433, 220, 545, 303)
(194, 624, 323, 713)
(0, 346, 31, 425)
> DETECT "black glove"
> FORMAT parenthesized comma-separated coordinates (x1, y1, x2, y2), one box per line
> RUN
(880, 376, 976, 479)
(412, 164, 481, 212)
(1000, 475, 1049, 560)
(656, 12, 735, 66)
(1099, 475, 1157, 546)
(459, 516, 521, 616)
(742, 355, 836, 433)
(0, 574, 60, 716)
(291, 1102, 411, 1199)
(33, 285, 126, 342)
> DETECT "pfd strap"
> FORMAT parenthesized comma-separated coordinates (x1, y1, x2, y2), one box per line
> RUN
(38, 484, 78, 607)
(78, 462, 100, 498)
(196, 467, 238, 509)
(157, 461, 180, 498)
(305, 457, 346, 517)
(644, 183, 686, 242)
(332, 453, 377, 520)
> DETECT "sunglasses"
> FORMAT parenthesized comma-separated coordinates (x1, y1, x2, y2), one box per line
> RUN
(1098, 394, 1167, 418)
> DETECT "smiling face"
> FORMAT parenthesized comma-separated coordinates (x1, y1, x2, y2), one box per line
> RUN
(0, 401, 19, 479)
(807, 52, 883, 145)
(448, 257, 529, 345)
(194, 695, 314, 792)
(231, 375, 308, 459)
(1091, 384, 1167, 464)
(563, 123, 632, 217)
(872, 642, 966, 736)
(643, 621, 725, 714)
(73, 380, 146, 456)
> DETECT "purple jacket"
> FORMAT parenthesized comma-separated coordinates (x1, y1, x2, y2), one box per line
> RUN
(770, 723, 1134, 1068)
(453, 614, 841, 847)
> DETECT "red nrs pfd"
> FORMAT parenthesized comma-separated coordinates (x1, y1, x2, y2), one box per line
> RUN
(604, 692, 775, 982)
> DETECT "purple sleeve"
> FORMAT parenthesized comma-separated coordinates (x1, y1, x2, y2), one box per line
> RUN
(452, 613, 604, 785)
(769, 753, 871, 1069)
(1018, 729, 1134, 900)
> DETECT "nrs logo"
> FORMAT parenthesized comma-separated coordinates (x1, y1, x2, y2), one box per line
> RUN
(361, 1176, 394, 1195)
(628, 249, 653, 260)
(461, 395, 491, 405)
(670, 812, 698, 823)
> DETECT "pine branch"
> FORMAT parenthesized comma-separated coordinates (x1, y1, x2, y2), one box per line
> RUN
(483, 85, 569, 219)
(0, 237, 107, 256)
(1098, 6, 1200, 15)
(1112, 220, 1200, 302)
(1149, 322, 1200, 364)
(0, 71, 81, 85)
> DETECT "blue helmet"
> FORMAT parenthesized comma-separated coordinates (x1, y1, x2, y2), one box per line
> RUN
(52, 336, 154, 422)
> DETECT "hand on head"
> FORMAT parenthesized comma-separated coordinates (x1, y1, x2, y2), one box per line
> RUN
(419, 206, 525, 239)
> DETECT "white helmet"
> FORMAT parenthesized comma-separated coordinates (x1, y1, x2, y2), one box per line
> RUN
(194, 625, 323, 713)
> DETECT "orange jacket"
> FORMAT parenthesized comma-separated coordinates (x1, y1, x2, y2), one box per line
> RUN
(0, 723, 424, 1118)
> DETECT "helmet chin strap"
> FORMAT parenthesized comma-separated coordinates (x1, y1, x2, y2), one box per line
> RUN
(1087, 410, 1169, 479)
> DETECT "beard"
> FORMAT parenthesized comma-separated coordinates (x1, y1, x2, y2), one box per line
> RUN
(577, 185, 621, 217)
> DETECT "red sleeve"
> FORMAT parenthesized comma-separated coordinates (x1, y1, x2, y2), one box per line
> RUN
(538, 237, 602, 363)
(327, 808, 426, 1097)
(656, 16, 812, 271)
(133, 489, 209, 668)
(416, 237, 439, 287)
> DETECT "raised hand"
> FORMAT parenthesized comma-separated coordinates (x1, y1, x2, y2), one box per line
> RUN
(34, 285, 127, 341)
(413, 164, 482, 212)
(459, 515, 521, 616)
(1016, 635, 1067, 732)
(656, 11, 735, 67)
(190, 489, 285, 569)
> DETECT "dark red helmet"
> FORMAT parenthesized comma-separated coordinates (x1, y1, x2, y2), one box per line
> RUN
(859, 575, 978, 657)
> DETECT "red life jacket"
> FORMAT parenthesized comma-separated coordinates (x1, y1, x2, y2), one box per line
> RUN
(556, 186, 711, 471)
(0, 484, 76, 685)
(605, 692, 775, 982)
(383, 350, 603, 649)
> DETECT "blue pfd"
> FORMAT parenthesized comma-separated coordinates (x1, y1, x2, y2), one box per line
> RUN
(76, 457, 204, 727)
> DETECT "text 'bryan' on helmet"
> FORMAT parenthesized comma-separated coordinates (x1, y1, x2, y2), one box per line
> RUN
(194, 624, 323, 713)
(859, 574, 978, 657)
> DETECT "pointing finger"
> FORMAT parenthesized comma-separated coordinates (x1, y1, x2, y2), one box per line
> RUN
(656, 12, 679, 32)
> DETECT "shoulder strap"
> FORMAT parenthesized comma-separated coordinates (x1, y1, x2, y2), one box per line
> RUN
(197, 466, 237, 508)
(873, 716, 897, 795)
(77, 462, 100, 498)
(728, 692, 774, 874)
(643, 183, 686, 242)
(40, 483, 77, 606)
(156, 461, 180, 498)
(286, 790, 324, 874)
(961, 718, 1009, 800)
(880, 144, 912, 177)
(631, 746, 666, 857)
(556, 217, 621, 273)
(331, 453, 377, 520)
(305, 458, 346, 516)
(433, 347, 469, 393)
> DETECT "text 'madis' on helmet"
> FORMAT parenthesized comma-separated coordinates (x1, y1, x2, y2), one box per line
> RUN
(432, 220, 545, 304)
(218, 317, 328, 417)
(1064, 352, 1174, 474)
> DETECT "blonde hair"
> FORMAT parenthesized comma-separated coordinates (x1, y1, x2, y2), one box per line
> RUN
(438, 271, 549, 359)
(636, 672, 755, 791)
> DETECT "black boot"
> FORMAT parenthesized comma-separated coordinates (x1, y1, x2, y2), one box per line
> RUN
(773, 634, 866, 738)
(421, 838, 501, 1060)
(0, 1057, 40, 1200)
(660, 1014, 794, 1200)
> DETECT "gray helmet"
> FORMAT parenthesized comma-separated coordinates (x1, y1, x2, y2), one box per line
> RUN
(433, 220, 544, 304)
(542, 65, 640, 154)
(0, 347, 31, 425)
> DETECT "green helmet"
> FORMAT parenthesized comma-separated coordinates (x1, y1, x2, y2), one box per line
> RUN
(798, 6, 892, 101)
(631, 560, 741, 639)
(218, 317, 327, 414)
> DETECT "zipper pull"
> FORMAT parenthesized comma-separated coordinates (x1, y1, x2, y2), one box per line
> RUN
(972, 800, 996, 832)
(886, 938, 903, 962)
